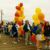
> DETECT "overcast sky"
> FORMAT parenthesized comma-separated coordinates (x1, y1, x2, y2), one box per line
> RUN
(0, 0, 50, 23)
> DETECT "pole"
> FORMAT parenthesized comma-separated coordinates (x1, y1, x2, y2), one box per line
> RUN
(1, 10, 3, 24)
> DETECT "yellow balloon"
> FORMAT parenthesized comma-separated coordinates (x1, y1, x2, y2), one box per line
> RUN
(32, 14, 40, 25)
(18, 17, 23, 21)
(32, 14, 38, 20)
(34, 20, 40, 25)
(18, 2, 20, 7)
(21, 14, 25, 19)
(15, 17, 19, 22)
(23, 16, 25, 19)
(41, 34, 45, 41)
(35, 8, 41, 15)
(21, 6, 24, 11)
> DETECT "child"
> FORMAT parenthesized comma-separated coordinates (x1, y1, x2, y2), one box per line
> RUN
(36, 32, 45, 50)
(36, 23, 46, 50)
(32, 23, 38, 35)
(31, 33, 36, 46)
(31, 23, 38, 46)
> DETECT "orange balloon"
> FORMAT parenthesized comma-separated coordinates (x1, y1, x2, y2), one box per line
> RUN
(38, 13, 44, 21)
(20, 10, 23, 14)
(17, 10, 23, 16)
(18, 26, 24, 36)
(18, 21, 23, 26)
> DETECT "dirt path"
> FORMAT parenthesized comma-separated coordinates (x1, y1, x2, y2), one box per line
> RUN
(0, 33, 36, 50)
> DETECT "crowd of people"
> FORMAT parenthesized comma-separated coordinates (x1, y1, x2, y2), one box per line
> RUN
(0, 20, 50, 50)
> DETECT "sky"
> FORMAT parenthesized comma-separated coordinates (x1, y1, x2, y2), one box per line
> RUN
(0, 0, 50, 23)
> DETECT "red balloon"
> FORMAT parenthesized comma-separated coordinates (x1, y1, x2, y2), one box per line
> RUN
(20, 3, 23, 7)
(16, 6, 20, 10)
(15, 13, 20, 17)
(18, 21, 23, 26)
(31, 34, 36, 43)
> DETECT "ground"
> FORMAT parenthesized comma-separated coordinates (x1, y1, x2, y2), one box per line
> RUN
(0, 33, 36, 50)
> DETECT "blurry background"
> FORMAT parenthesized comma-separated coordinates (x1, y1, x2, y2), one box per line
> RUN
(0, 0, 50, 24)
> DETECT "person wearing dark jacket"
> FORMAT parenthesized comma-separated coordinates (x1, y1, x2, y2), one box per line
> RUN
(44, 22, 50, 37)
(12, 23, 18, 43)
(44, 22, 50, 49)
(32, 24, 38, 35)
(23, 20, 32, 45)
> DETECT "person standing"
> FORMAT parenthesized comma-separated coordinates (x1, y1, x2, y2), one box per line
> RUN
(12, 23, 18, 43)
(23, 20, 32, 45)
(44, 22, 50, 49)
